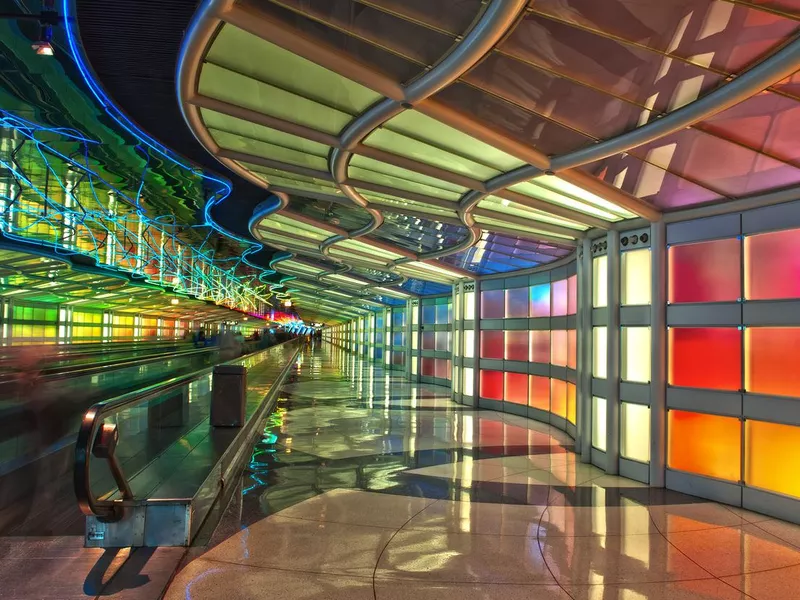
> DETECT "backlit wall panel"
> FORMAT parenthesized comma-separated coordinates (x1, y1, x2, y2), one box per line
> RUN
(530, 284, 550, 317)
(593, 327, 607, 378)
(567, 275, 578, 314)
(593, 256, 608, 308)
(505, 372, 528, 405)
(621, 403, 650, 463)
(592, 397, 607, 451)
(530, 330, 550, 363)
(481, 330, 504, 359)
(744, 229, 800, 300)
(745, 420, 800, 499)
(745, 327, 800, 398)
(480, 369, 504, 400)
(551, 279, 568, 316)
(668, 238, 741, 303)
(505, 287, 529, 318)
(529, 375, 550, 411)
(621, 327, 651, 383)
(621, 248, 652, 306)
(551, 330, 568, 367)
(481, 289, 504, 319)
(566, 383, 577, 424)
(505, 330, 528, 361)
(668, 410, 740, 481)
(551, 379, 567, 419)
(668, 327, 741, 391)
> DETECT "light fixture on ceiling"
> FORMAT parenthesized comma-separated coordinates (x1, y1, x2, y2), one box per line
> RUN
(32, 24, 54, 55)
(171, 297, 179, 305)
(284, 299, 292, 307)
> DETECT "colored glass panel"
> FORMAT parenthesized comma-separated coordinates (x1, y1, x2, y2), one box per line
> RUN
(421, 331, 435, 350)
(669, 327, 741, 391)
(505, 372, 529, 405)
(668, 411, 740, 481)
(592, 397, 607, 451)
(465, 291, 476, 320)
(621, 327, 651, 383)
(481, 289, 505, 319)
(551, 330, 568, 367)
(551, 379, 567, 419)
(621, 403, 650, 463)
(505, 287, 529, 318)
(529, 375, 550, 411)
(593, 256, 608, 308)
(621, 248, 651, 306)
(422, 305, 436, 324)
(480, 370, 504, 400)
(567, 274, 578, 315)
(505, 330, 529, 361)
(480, 330, 504, 359)
(530, 283, 551, 317)
(421, 357, 435, 376)
(435, 359, 451, 380)
(551, 279, 568, 316)
(566, 383, 577, 424)
(463, 367, 474, 396)
(745, 229, 800, 300)
(593, 327, 607, 378)
(435, 331, 450, 352)
(436, 303, 451, 324)
(567, 329, 577, 370)
(746, 420, 800, 499)
(746, 327, 800, 398)
(668, 238, 741, 303)
(530, 330, 550, 363)
(464, 330, 475, 358)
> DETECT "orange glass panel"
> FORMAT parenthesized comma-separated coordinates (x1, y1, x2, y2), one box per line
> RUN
(566, 382, 577, 424)
(567, 329, 577, 369)
(530, 330, 550, 363)
(668, 411, 741, 481)
(529, 375, 550, 411)
(668, 327, 741, 391)
(504, 372, 528, 405)
(551, 330, 568, 367)
(746, 327, 800, 398)
(745, 228, 800, 300)
(668, 238, 741, 303)
(746, 420, 800, 499)
(551, 379, 567, 419)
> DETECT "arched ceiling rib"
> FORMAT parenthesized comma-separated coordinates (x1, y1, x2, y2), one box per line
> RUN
(177, 0, 800, 311)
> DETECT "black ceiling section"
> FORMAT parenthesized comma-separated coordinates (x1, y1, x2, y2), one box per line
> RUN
(74, 0, 273, 260)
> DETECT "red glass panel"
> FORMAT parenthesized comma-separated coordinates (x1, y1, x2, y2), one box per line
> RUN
(481, 289, 505, 319)
(668, 239, 741, 303)
(421, 357, 435, 376)
(551, 279, 568, 316)
(551, 330, 568, 367)
(530, 283, 551, 317)
(529, 375, 550, 411)
(567, 329, 577, 370)
(669, 327, 742, 391)
(421, 331, 435, 350)
(530, 330, 550, 363)
(435, 358, 451, 380)
(567, 274, 578, 315)
(480, 330, 504, 359)
(746, 327, 800, 398)
(504, 372, 528, 405)
(480, 370, 504, 400)
(504, 330, 529, 361)
(551, 379, 567, 419)
(505, 287, 529, 318)
(745, 229, 800, 300)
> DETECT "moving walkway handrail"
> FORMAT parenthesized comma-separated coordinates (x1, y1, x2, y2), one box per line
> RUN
(74, 339, 292, 522)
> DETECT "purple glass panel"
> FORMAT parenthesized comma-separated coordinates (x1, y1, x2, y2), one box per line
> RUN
(505, 287, 530, 318)
(481, 289, 505, 319)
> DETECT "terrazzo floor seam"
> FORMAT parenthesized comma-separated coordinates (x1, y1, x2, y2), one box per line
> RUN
(163, 344, 800, 600)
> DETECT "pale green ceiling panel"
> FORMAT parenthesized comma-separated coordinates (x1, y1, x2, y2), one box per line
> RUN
(534, 175, 636, 219)
(350, 155, 466, 194)
(349, 167, 461, 201)
(508, 181, 621, 221)
(479, 196, 589, 230)
(200, 63, 351, 134)
(210, 129, 328, 170)
(207, 24, 380, 114)
(475, 214, 576, 240)
(359, 190, 459, 218)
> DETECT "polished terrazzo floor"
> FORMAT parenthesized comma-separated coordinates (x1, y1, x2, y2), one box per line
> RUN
(166, 344, 800, 600)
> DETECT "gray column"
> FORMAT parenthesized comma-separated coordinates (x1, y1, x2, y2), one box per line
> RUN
(579, 239, 593, 463)
(606, 230, 621, 475)
(649, 220, 667, 486)
(471, 279, 481, 408)
(404, 299, 413, 381)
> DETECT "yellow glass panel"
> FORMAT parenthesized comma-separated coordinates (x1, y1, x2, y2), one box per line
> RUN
(621, 403, 650, 463)
(621, 248, 652, 306)
(593, 397, 607, 451)
(593, 327, 607, 378)
(593, 255, 608, 308)
(621, 327, 651, 383)
(746, 420, 800, 499)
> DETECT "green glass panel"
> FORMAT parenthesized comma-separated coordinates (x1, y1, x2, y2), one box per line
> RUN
(207, 24, 380, 115)
(474, 215, 576, 240)
(384, 110, 524, 172)
(478, 196, 588, 230)
(348, 167, 461, 201)
(200, 63, 350, 134)
(209, 129, 328, 171)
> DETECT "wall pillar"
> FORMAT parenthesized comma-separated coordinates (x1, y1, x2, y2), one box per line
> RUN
(578, 239, 593, 463)
(649, 220, 667, 486)
(606, 230, 621, 475)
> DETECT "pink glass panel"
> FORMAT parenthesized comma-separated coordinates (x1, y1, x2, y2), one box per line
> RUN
(551, 330, 568, 367)
(480, 330, 504, 359)
(529, 375, 550, 411)
(551, 279, 568, 316)
(505, 330, 529, 361)
(530, 283, 551, 317)
(530, 330, 551, 363)
(567, 275, 578, 315)
(551, 379, 567, 419)
(745, 229, 800, 300)
(668, 239, 741, 303)
(567, 329, 577, 370)
(421, 331, 436, 350)
(504, 372, 528, 405)
(435, 359, 451, 380)
(505, 287, 529, 318)
(481, 289, 505, 319)
(480, 370, 504, 400)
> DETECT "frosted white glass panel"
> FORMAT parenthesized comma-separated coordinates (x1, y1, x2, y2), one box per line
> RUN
(621, 327, 651, 383)
(592, 396, 607, 451)
(593, 255, 608, 308)
(465, 292, 475, 320)
(593, 327, 607, 378)
(621, 248, 651, 306)
(464, 330, 475, 358)
(463, 367, 474, 396)
(621, 402, 650, 462)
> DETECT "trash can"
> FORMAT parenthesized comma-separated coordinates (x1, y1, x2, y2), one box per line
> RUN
(211, 364, 247, 427)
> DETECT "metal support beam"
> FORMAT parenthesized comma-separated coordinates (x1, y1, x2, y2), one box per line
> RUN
(605, 230, 621, 475)
(578, 238, 593, 463)
(649, 220, 667, 487)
